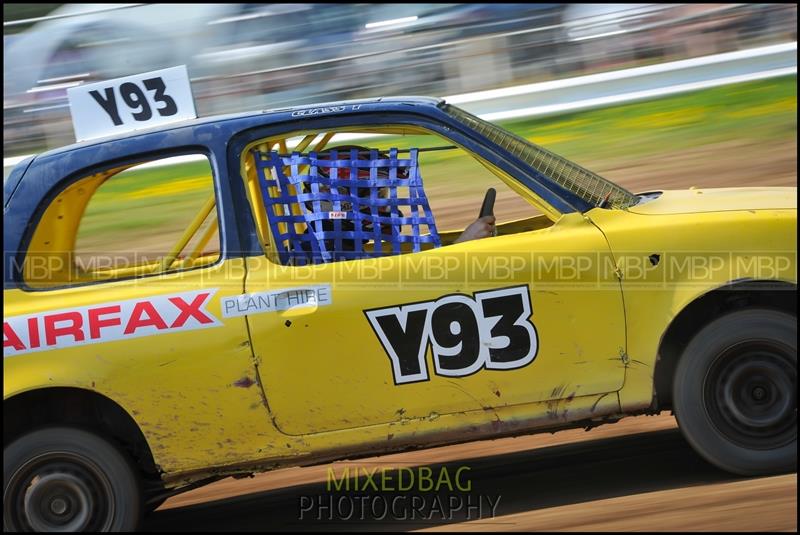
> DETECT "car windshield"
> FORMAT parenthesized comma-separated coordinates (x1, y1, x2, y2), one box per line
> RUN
(440, 103, 638, 210)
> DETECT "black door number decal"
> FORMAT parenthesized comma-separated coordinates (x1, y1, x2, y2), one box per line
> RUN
(89, 77, 179, 126)
(364, 285, 538, 384)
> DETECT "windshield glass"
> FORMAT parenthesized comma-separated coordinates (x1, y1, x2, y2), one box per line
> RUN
(441, 103, 638, 210)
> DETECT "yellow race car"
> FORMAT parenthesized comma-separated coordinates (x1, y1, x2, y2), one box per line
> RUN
(3, 96, 796, 531)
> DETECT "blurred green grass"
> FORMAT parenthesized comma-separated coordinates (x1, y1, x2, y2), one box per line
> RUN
(386, 76, 796, 165)
(79, 76, 796, 252)
(504, 75, 797, 163)
(77, 162, 214, 241)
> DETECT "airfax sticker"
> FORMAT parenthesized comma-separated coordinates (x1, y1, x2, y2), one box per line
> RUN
(3, 289, 220, 357)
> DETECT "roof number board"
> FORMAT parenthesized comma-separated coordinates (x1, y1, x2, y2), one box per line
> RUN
(67, 65, 197, 142)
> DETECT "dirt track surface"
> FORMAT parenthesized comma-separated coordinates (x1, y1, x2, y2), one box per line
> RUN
(142, 142, 797, 531)
(436, 139, 798, 227)
(597, 139, 797, 195)
(142, 414, 797, 531)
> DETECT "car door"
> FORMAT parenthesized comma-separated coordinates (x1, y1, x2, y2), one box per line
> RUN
(3, 150, 276, 473)
(244, 210, 625, 436)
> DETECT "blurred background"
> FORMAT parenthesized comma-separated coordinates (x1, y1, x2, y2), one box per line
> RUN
(3, 5, 797, 529)
(4, 3, 797, 159)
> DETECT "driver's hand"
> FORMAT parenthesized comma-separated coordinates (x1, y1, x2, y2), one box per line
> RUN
(454, 215, 496, 243)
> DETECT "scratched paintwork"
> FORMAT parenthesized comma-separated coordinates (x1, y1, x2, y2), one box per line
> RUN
(245, 212, 627, 436)
(588, 193, 797, 411)
(3, 99, 796, 488)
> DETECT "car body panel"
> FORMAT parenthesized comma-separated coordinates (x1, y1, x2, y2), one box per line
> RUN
(3, 96, 796, 485)
(587, 204, 797, 411)
(629, 187, 797, 215)
(3, 155, 35, 208)
(2, 258, 288, 473)
(245, 212, 626, 436)
(3, 97, 595, 289)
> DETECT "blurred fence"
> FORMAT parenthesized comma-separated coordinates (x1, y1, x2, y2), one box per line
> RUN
(3, 3, 797, 157)
(456, 41, 797, 120)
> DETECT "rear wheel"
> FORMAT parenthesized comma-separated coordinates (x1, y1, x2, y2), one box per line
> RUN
(3, 427, 142, 531)
(673, 309, 796, 475)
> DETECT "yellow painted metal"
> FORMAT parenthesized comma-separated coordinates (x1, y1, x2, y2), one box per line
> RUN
(6, 188, 796, 484)
(3, 258, 283, 476)
(304, 132, 335, 164)
(255, 134, 337, 247)
(240, 135, 298, 264)
(627, 187, 797, 215)
(283, 137, 314, 236)
(158, 194, 216, 272)
(242, 141, 275, 250)
(293, 134, 318, 154)
(296, 132, 335, 186)
(23, 170, 115, 287)
(6, 120, 796, 489)
(185, 216, 219, 264)
(22, 161, 220, 288)
(238, 124, 562, 262)
(315, 132, 335, 150)
(586, 189, 797, 412)
(290, 133, 337, 235)
(243, 211, 627, 435)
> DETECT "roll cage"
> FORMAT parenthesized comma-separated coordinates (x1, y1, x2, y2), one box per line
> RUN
(3, 97, 634, 288)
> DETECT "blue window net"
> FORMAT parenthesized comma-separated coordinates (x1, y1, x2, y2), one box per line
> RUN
(254, 147, 441, 265)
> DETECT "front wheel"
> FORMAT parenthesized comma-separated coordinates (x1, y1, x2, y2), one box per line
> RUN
(3, 427, 142, 531)
(673, 308, 796, 475)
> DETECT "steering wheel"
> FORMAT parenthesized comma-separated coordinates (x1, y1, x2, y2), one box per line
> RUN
(479, 188, 498, 237)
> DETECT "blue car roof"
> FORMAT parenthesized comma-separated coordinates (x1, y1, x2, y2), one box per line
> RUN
(5, 93, 614, 288)
(30, 96, 446, 160)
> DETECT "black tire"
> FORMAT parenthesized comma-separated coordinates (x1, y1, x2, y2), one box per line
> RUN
(3, 427, 142, 531)
(673, 308, 796, 476)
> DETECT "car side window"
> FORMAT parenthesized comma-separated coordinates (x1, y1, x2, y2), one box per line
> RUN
(240, 127, 553, 267)
(254, 146, 440, 266)
(22, 154, 220, 288)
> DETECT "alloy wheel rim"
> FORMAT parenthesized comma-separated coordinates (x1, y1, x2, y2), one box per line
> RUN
(4, 452, 115, 532)
(704, 340, 797, 450)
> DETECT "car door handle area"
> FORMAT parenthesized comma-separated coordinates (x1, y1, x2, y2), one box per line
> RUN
(276, 289, 323, 319)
